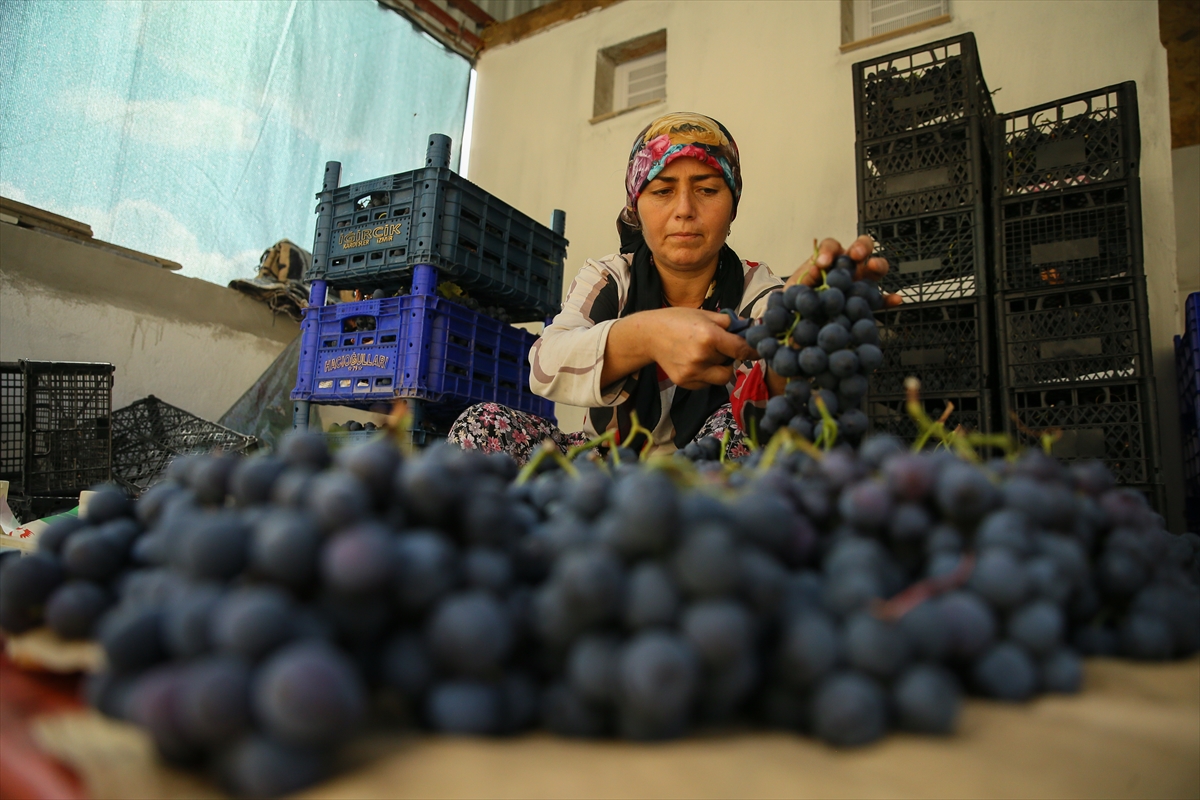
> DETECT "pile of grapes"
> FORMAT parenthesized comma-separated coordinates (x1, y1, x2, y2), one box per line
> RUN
(1, 426, 1198, 796)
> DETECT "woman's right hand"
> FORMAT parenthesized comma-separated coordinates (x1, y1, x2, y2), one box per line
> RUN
(602, 307, 758, 390)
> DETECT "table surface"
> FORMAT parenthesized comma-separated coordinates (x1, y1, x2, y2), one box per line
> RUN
(4, 652, 1199, 800)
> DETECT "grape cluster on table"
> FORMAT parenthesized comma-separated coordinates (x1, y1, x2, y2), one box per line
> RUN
(1, 337, 1198, 797)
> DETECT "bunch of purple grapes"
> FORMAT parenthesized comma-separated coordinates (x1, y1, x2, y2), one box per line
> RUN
(718, 254, 885, 449)
(1, 429, 1197, 796)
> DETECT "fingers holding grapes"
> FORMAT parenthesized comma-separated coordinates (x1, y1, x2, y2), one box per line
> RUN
(785, 235, 901, 308)
(653, 308, 758, 390)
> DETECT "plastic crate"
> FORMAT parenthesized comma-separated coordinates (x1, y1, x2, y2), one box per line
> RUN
(997, 82, 1139, 198)
(0, 361, 114, 498)
(111, 396, 257, 494)
(871, 297, 991, 396)
(1005, 380, 1157, 487)
(999, 280, 1151, 387)
(1, 364, 23, 489)
(866, 390, 995, 445)
(865, 207, 988, 302)
(291, 294, 555, 421)
(997, 181, 1141, 293)
(307, 154, 568, 323)
(853, 33, 995, 141)
(325, 426, 447, 450)
(857, 120, 989, 222)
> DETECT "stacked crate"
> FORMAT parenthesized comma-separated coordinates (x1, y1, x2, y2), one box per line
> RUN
(853, 34, 999, 442)
(292, 135, 565, 444)
(1177, 293, 1200, 530)
(994, 83, 1163, 507)
(0, 361, 114, 520)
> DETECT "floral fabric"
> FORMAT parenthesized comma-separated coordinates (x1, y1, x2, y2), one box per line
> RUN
(447, 401, 749, 465)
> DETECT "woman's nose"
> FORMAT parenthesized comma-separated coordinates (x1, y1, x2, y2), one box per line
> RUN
(672, 191, 695, 219)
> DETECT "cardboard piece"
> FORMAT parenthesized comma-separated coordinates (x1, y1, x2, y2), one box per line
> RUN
(30, 658, 1200, 800)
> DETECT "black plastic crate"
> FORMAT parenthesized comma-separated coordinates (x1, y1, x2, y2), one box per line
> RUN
(871, 297, 991, 396)
(999, 280, 1151, 387)
(857, 120, 989, 222)
(111, 396, 257, 494)
(1, 361, 114, 498)
(1005, 380, 1159, 487)
(865, 207, 988, 302)
(307, 140, 568, 323)
(867, 390, 995, 445)
(997, 181, 1141, 292)
(853, 32, 995, 141)
(997, 82, 1139, 198)
(1, 364, 23, 490)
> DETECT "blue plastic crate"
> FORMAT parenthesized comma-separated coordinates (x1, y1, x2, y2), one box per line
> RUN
(291, 295, 555, 421)
(307, 162, 567, 323)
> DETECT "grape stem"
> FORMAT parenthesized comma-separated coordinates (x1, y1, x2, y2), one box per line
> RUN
(515, 439, 579, 484)
(872, 553, 976, 621)
(812, 394, 839, 451)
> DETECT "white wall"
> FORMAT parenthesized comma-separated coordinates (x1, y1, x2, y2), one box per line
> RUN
(1174, 144, 1199, 305)
(1, 223, 298, 422)
(469, 0, 1187, 529)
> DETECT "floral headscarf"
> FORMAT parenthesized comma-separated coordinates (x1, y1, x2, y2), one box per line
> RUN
(619, 112, 742, 232)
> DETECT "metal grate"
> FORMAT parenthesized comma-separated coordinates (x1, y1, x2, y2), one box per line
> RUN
(6, 362, 115, 497)
(853, 33, 994, 141)
(858, 122, 987, 222)
(1007, 380, 1155, 486)
(872, 298, 989, 395)
(867, 208, 985, 302)
(998, 83, 1137, 198)
(1000, 282, 1145, 387)
(111, 395, 257, 494)
(998, 183, 1138, 292)
(1, 364, 24, 488)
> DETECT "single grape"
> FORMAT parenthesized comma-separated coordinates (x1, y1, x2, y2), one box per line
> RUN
(973, 643, 1038, 701)
(45, 580, 113, 639)
(177, 656, 254, 745)
(618, 631, 699, 723)
(426, 681, 502, 734)
(253, 641, 367, 746)
(1007, 600, 1064, 657)
(567, 634, 621, 703)
(845, 613, 910, 679)
(211, 587, 296, 662)
(682, 600, 754, 669)
(1040, 648, 1084, 693)
(428, 591, 514, 677)
(320, 523, 396, 595)
(856, 344, 884, 372)
(812, 672, 887, 747)
(624, 561, 680, 630)
(798, 346, 828, 376)
(672, 525, 740, 599)
(778, 610, 841, 687)
(893, 664, 960, 734)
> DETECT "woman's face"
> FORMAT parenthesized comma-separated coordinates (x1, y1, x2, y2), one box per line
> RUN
(636, 157, 733, 272)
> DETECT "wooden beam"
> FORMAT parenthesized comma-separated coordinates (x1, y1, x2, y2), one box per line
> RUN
(481, 0, 626, 51)
(1159, 0, 1200, 149)
(1, 195, 182, 271)
(446, 0, 494, 27)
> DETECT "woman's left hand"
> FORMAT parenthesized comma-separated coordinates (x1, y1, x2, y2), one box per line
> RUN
(784, 235, 902, 308)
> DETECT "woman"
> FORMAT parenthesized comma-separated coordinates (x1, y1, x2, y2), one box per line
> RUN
(448, 112, 893, 463)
